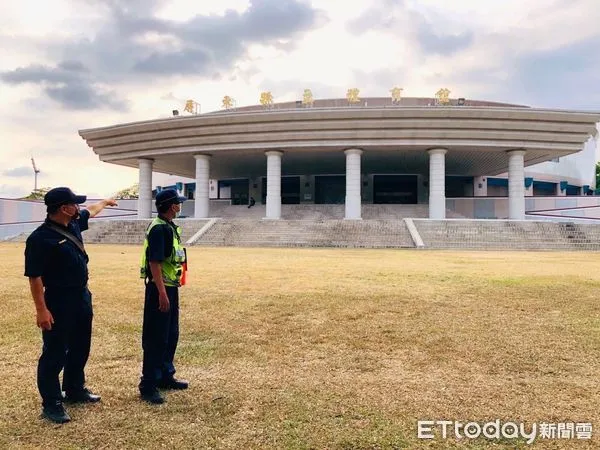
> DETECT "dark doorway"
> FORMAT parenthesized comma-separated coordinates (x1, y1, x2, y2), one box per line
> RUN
(282, 176, 300, 204)
(446, 176, 474, 197)
(218, 179, 249, 205)
(373, 175, 417, 204)
(261, 176, 301, 204)
(315, 175, 345, 204)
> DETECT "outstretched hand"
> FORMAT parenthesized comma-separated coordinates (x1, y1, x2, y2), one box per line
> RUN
(105, 198, 118, 207)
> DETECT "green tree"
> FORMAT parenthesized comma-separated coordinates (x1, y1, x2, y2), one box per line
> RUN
(21, 187, 51, 200)
(596, 163, 600, 193)
(114, 183, 139, 199)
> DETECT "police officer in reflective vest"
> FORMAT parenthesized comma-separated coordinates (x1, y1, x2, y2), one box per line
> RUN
(139, 188, 189, 404)
(24, 187, 117, 423)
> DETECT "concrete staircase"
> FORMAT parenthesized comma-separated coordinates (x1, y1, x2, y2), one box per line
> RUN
(205, 203, 466, 220)
(83, 220, 150, 244)
(413, 220, 600, 250)
(83, 219, 210, 245)
(194, 219, 415, 248)
(7, 214, 600, 251)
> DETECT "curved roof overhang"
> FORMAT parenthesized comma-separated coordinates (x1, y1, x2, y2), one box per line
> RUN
(79, 106, 600, 179)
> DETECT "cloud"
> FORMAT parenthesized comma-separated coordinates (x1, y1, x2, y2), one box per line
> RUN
(346, 0, 405, 33)
(416, 27, 473, 56)
(0, 0, 326, 110)
(0, 184, 29, 199)
(416, 33, 600, 109)
(3, 167, 32, 177)
(352, 67, 409, 93)
(506, 35, 600, 109)
(126, 0, 326, 76)
(45, 82, 129, 110)
(339, 0, 600, 110)
(1, 62, 84, 84)
(1, 61, 129, 111)
(347, 0, 473, 55)
(257, 77, 340, 100)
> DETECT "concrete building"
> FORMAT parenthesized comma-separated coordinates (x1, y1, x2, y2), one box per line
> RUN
(78, 97, 600, 221)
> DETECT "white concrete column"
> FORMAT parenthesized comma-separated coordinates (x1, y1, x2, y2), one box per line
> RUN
(556, 182, 567, 197)
(474, 176, 487, 197)
(194, 154, 211, 218)
(428, 148, 447, 219)
(265, 151, 283, 219)
(508, 150, 526, 220)
(344, 148, 363, 219)
(138, 158, 154, 219)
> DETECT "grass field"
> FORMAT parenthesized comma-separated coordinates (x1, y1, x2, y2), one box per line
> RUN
(1, 242, 599, 449)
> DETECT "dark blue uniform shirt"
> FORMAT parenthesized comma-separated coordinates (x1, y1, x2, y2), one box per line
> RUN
(24, 209, 90, 289)
(147, 218, 177, 263)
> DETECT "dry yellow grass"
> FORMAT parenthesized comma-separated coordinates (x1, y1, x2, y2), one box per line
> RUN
(1, 242, 599, 449)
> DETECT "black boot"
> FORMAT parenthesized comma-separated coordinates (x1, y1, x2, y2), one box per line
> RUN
(140, 389, 165, 404)
(42, 401, 71, 424)
(64, 387, 101, 404)
(158, 377, 189, 390)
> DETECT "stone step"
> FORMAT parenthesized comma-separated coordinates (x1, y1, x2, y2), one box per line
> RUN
(413, 220, 600, 250)
(9, 217, 600, 250)
(203, 203, 466, 220)
(195, 219, 415, 248)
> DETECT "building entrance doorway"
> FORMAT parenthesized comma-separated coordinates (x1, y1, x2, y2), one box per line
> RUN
(261, 176, 301, 204)
(373, 175, 417, 204)
(315, 175, 345, 204)
(218, 178, 249, 205)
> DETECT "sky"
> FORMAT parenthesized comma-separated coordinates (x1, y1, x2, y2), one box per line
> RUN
(1, 0, 599, 199)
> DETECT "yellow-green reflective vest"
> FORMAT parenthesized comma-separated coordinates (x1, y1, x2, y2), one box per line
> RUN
(140, 217, 186, 287)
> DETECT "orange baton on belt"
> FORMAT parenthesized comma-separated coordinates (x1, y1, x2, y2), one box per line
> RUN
(180, 262, 188, 286)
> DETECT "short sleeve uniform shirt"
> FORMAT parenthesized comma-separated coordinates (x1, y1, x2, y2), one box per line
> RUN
(24, 209, 91, 289)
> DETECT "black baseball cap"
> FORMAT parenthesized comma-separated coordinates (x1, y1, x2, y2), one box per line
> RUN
(155, 188, 187, 207)
(44, 187, 87, 207)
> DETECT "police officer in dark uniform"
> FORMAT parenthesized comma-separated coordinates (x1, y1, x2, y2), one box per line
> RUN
(24, 187, 117, 423)
(139, 189, 189, 404)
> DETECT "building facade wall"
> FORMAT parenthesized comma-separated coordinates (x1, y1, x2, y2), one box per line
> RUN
(0, 198, 146, 240)
(5, 196, 600, 240)
(525, 130, 598, 188)
(447, 196, 600, 220)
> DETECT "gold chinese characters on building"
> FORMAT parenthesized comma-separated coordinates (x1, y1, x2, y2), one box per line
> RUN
(260, 91, 274, 107)
(390, 87, 403, 104)
(183, 99, 200, 114)
(222, 95, 234, 109)
(435, 88, 451, 105)
(302, 89, 314, 107)
(346, 88, 360, 105)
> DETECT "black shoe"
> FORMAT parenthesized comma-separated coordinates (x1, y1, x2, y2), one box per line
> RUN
(140, 389, 165, 404)
(64, 388, 101, 404)
(42, 401, 71, 424)
(157, 377, 189, 390)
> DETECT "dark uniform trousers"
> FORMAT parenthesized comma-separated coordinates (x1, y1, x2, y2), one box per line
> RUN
(139, 282, 179, 393)
(38, 287, 93, 406)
